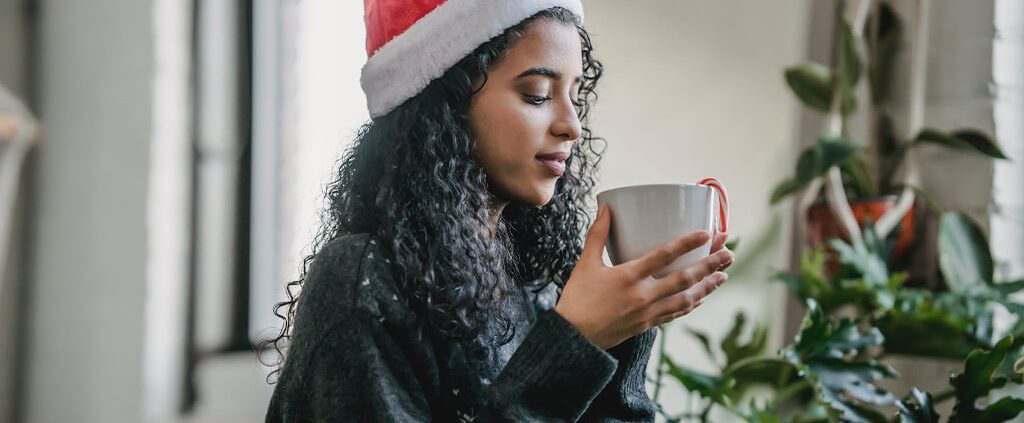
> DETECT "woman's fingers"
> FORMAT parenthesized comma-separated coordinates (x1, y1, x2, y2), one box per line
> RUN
(710, 231, 727, 253)
(718, 248, 734, 271)
(649, 249, 733, 301)
(710, 232, 736, 271)
(649, 272, 727, 321)
(626, 230, 712, 278)
(581, 205, 612, 265)
(652, 299, 706, 326)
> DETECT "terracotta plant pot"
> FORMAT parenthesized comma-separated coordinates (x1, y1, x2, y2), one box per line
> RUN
(806, 195, 919, 275)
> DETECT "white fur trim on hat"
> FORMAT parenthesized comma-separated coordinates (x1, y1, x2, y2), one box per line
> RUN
(360, 0, 585, 119)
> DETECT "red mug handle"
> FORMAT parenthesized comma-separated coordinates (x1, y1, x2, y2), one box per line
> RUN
(698, 178, 729, 233)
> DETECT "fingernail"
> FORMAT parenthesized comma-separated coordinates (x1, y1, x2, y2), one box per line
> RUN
(597, 205, 605, 219)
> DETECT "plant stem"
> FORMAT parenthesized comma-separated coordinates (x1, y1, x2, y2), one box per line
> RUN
(932, 389, 956, 404)
(771, 380, 813, 409)
(722, 356, 791, 377)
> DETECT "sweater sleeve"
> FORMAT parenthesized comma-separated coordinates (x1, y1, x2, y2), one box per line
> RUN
(527, 281, 658, 422)
(578, 328, 658, 422)
(486, 308, 619, 421)
(273, 307, 620, 422)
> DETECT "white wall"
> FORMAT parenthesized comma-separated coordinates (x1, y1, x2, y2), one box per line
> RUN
(583, 0, 810, 419)
(22, 0, 152, 421)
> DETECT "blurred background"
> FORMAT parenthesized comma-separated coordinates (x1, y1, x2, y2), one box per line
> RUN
(0, 0, 1021, 422)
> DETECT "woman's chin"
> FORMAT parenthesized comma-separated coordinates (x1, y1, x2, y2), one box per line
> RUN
(527, 185, 557, 206)
(499, 180, 557, 207)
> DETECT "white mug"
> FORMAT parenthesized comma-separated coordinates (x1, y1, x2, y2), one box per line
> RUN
(596, 179, 729, 279)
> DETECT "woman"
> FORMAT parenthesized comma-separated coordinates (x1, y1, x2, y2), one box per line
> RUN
(263, 1, 734, 421)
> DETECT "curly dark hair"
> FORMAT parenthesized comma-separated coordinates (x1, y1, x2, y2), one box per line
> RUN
(259, 6, 605, 382)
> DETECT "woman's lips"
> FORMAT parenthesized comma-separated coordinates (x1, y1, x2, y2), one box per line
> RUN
(535, 151, 569, 176)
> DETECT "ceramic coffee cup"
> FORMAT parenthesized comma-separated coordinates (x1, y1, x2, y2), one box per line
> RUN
(596, 178, 729, 279)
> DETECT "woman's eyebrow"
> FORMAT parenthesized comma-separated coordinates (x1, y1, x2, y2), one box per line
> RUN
(515, 67, 584, 84)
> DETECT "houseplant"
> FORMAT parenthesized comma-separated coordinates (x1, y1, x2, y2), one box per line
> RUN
(769, 1, 1008, 283)
(648, 2, 1021, 420)
(650, 212, 1024, 421)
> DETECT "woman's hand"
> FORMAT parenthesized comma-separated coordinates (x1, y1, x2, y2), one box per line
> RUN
(555, 205, 735, 350)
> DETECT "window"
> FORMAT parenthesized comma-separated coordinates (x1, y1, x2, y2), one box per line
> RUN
(991, 0, 1024, 283)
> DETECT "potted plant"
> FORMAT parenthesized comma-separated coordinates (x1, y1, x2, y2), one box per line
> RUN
(649, 2, 1020, 420)
(770, 1, 1008, 284)
(650, 211, 1024, 421)
(651, 299, 1024, 422)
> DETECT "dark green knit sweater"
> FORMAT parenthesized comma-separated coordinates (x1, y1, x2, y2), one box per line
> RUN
(265, 233, 657, 422)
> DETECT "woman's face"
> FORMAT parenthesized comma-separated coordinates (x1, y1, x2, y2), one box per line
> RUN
(467, 19, 584, 207)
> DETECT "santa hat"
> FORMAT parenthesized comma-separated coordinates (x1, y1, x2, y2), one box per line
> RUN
(361, 0, 585, 119)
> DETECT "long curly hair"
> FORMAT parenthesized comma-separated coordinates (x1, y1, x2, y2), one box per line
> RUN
(260, 6, 605, 382)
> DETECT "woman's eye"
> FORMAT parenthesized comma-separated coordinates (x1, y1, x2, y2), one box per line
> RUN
(524, 95, 550, 106)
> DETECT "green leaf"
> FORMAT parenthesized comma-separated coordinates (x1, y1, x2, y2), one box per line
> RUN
(993, 279, 1024, 296)
(772, 246, 835, 306)
(836, 21, 862, 116)
(938, 212, 994, 291)
(726, 357, 799, 390)
(817, 135, 861, 172)
(896, 388, 939, 423)
(915, 128, 1009, 160)
(772, 136, 859, 205)
(686, 328, 718, 365)
(809, 359, 897, 404)
(953, 129, 1010, 160)
(829, 238, 889, 288)
(770, 177, 805, 205)
(722, 313, 747, 360)
(950, 336, 1024, 422)
(877, 288, 979, 358)
(877, 309, 978, 359)
(839, 153, 879, 198)
(725, 238, 740, 253)
(662, 354, 730, 404)
(783, 299, 897, 421)
(775, 271, 809, 299)
(801, 246, 830, 286)
(838, 21, 862, 88)
(795, 136, 861, 183)
(978, 397, 1024, 422)
(825, 225, 899, 311)
(785, 63, 833, 112)
(796, 147, 821, 182)
(953, 336, 1014, 400)
(721, 313, 769, 369)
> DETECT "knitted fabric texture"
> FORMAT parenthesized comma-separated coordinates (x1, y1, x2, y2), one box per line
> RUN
(265, 233, 657, 422)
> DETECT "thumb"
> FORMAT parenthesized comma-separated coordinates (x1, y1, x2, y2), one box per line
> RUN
(582, 205, 611, 264)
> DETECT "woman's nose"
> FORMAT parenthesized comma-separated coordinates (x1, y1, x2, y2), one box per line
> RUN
(552, 98, 583, 141)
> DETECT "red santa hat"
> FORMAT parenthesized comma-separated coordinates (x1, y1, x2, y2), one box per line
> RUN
(361, 0, 585, 118)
